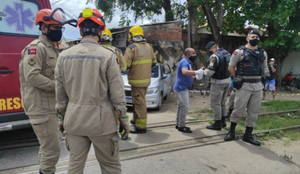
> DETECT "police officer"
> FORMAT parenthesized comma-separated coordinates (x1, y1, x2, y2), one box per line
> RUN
(55, 8, 129, 174)
(204, 41, 231, 130)
(124, 25, 157, 133)
(19, 8, 77, 174)
(101, 28, 127, 72)
(224, 30, 269, 146)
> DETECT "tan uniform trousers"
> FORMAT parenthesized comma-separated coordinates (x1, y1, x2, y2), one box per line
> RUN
(29, 114, 61, 174)
(210, 83, 229, 120)
(131, 86, 148, 129)
(230, 88, 262, 127)
(228, 90, 236, 110)
(66, 132, 121, 174)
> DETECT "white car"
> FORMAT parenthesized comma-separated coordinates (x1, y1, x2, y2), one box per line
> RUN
(122, 63, 173, 111)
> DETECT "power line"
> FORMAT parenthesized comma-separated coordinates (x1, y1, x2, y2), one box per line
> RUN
(51, 0, 63, 6)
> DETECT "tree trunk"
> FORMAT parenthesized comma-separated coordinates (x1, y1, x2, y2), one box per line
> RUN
(187, 0, 206, 66)
(162, 0, 174, 21)
(201, 0, 222, 46)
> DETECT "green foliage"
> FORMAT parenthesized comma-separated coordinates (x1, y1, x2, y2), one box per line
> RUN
(172, 1, 189, 23)
(87, 0, 175, 26)
(239, 0, 300, 59)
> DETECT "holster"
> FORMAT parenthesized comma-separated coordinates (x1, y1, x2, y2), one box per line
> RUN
(233, 77, 243, 90)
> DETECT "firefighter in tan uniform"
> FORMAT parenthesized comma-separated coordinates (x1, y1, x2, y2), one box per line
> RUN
(101, 28, 127, 133)
(101, 28, 127, 72)
(19, 8, 77, 174)
(55, 8, 130, 174)
(124, 25, 157, 133)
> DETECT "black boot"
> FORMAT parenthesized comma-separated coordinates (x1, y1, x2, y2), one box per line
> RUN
(176, 125, 190, 129)
(225, 109, 233, 118)
(130, 119, 135, 125)
(221, 117, 227, 128)
(224, 122, 237, 141)
(206, 120, 221, 130)
(242, 127, 261, 146)
(130, 125, 147, 134)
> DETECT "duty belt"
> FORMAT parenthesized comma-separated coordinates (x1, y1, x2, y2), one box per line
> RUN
(243, 79, 261, 83)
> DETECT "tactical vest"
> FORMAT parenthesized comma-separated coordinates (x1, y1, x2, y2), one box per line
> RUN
(212, 48, 231, 79)
(237, 46, 265, 76)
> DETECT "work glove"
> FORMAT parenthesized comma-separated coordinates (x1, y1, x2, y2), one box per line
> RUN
(195, 69, 204, 80)
(58, 114, 64, 135)
(118, 116, 130, 140)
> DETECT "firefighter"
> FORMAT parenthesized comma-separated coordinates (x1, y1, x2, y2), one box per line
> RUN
(101, 28, 127, 133)
(55, 8, 129, 174)
(204, 41, 231, 130)
(101, 28, 127, 72)
(124, 25, 157, 133)
(19, 8, 77, 174)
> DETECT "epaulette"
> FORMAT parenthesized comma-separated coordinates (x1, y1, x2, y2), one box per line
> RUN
(102, 45, 115, 53)
(115, 48, 122, 53)
(128, 43, 136, 50)
(239, 46, 246, 50)
(29, 39, 42, 47)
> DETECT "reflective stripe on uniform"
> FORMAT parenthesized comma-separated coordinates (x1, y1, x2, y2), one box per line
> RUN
(135, 118, 147, 129)
(129, 79, 151, 84)
(132, 59, 152, 66)
(119, 115, 129, 120)
(121, 67, 127, 72)
(102, 44, 111, 48)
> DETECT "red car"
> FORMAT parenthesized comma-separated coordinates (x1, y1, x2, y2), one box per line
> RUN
(0, 0, 52, 131)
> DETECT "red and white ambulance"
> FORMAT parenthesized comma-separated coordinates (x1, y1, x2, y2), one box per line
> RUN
(0, 0, 52, 131)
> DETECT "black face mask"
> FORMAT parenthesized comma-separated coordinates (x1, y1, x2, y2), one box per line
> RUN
(48, 29, 62, 42)
(43, 26, 62, 42)
(249, 39, 260, 46)
(189, 56, 197, 62)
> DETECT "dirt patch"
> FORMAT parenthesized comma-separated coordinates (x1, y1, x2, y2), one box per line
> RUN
(264, 138, 300, 167)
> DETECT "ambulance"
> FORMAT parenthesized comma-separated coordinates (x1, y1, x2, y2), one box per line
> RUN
(0, 0, 52, 131)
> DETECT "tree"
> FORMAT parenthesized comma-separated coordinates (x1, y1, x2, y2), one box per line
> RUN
(238, 0, 300, 86)
(86, 0, 175, 26)
(194, 0, 245, 47)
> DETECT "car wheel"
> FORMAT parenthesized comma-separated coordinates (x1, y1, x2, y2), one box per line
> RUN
(163, 94, 168, 100)
(155, 93, 163, 111)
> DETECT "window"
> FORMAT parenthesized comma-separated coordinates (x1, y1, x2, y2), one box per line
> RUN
(0, 0, 40, 36)
(123, 65, 159, 78)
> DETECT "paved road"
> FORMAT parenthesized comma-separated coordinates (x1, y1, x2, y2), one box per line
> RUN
(1, 93, 300, 173)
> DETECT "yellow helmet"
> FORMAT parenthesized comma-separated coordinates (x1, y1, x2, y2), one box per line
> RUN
(129, 25, 144, 40)
(101, 28, 112, 42)
(103, 28, 112, 37)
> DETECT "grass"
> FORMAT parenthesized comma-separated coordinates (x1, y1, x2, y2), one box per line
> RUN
(192, 100, 300, 142)
(260, 100, 300, 113)
(283, 140, 291, 147)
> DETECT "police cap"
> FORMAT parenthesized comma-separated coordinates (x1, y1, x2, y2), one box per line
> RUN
(205, 41, 216, 50)
(248, 30, 261, 38)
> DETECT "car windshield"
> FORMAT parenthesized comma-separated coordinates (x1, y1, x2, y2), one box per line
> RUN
(123, 66, 159, 78)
